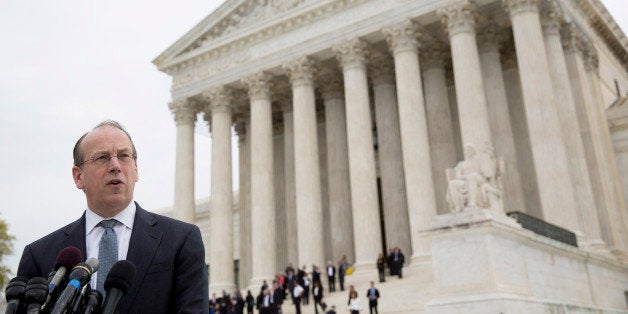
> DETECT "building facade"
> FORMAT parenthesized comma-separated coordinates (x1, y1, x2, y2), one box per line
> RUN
(154, 0, 628, 312)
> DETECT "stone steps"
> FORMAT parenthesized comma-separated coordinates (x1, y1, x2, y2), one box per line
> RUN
(278, 263, 436, 313)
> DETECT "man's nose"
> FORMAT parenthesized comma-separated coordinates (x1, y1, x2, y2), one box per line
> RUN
(108, 156, 123, 171)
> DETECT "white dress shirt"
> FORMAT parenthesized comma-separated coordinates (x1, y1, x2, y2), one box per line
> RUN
(85, 201, 136, 289)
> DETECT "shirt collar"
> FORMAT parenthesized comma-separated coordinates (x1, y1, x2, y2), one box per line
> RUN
(86, 201, 136, 234)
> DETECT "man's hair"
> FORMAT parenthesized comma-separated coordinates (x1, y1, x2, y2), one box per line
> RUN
(73, 120, 138, 166)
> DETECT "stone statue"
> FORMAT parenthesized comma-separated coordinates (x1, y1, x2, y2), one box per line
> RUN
(446, 142, 504, 213)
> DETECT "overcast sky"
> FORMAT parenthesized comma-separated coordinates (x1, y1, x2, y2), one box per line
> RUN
(0, 0, 626, 276)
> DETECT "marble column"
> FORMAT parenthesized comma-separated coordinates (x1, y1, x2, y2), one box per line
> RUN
(438, 1, 493, 153)
(420, 40, 458, 214)
(284, 57, 325, 268)
(333, 38, 383, 269)
(283, 103, 299, 266)
(383, 20, 437, 262)
(205, 87, 235, 293)
(501, 51, 542, 218)
(242, 72, 276, 288)
(585, 50, 628, 253)
(235, 117, 252, 289)
(370, 55, 411, 257)
(273, 116, 287, 273)
(320, 71, 355, 264)
(169, 99, 197, 223)
(503, 0, 580, 232)
(477, 23, 526, 214)
(541, 8, 604, 248)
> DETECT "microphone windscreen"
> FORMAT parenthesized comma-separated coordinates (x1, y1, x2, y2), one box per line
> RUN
(5, 276, 28, 300)
(104, 260, 136, 294)
(24, 277, 48, 304)
(85, 257, 100, 273)
(55, 246, 83, 270)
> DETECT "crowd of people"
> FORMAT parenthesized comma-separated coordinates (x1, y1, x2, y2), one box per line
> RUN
(209, 247, 406, 314)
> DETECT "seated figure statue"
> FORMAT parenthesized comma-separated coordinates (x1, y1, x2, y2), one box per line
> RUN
(446, 142, 504, 213)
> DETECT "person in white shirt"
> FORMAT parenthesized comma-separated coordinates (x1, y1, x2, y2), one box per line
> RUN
(327, 261, 336, 292)
(348, 291, 362, 314)
(293, 281, 305, 314)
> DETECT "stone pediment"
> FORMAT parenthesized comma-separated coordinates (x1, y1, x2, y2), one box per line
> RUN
(153, 0, 316, 70)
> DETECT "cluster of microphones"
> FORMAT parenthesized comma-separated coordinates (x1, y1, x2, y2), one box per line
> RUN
(5, 246, 136, 314)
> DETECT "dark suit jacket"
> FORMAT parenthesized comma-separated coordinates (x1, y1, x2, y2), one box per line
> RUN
(366, 288, 380, 305)
(17, 203, 209, 314)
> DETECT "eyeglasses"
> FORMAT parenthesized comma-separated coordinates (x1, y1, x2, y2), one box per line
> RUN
(78, 153, 136, 167)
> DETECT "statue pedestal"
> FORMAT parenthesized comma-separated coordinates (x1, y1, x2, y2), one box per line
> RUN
(425, 210, 628, 314)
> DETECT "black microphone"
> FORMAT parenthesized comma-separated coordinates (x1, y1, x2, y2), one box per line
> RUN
(70, 283, 90, 314)
(101, 260, 136, 314)
(42, 246, 83, 310)
(5, 276, 28, 314)
(50, 257, 99, 314)
(23, 277, 48, 314)
(83, 290, 103, 314)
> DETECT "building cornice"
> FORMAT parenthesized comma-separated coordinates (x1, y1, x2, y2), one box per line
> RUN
(575, 0, 628, 71)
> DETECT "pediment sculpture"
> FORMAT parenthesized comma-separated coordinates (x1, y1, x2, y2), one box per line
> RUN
(446, 142, 504, 213)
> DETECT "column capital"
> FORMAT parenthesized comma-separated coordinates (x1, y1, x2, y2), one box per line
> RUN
(584, 46, 599, 72)
(420, 39, 448, 70)
(284, 57, 317, 87)
(540, 0, 563, 36)
(203, 86, 234, 115)
(169, 98, 198, 127)
(234, 117, 247, 140)
(318, 69, 344, 101)
(382, 20, 420, 55)
(333, 38, 370, 71)
(242, 72, 273, 101)
(477, 22, 503, 54)
(503, 0, 540, 17)
(369, 55, 396, 85)
(561, 23, 586, 55)
(438, 0, 480, 37)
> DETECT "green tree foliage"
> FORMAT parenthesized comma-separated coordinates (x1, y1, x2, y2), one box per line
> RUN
(0, 215, 15, 288)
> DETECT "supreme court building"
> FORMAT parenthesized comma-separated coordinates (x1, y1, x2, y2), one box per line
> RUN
(154, 0, 628, 312)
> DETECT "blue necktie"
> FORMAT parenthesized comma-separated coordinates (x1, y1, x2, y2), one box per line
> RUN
(97, 219, 118, 295)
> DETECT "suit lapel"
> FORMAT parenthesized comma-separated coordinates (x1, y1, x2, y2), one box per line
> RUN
(123, 203, 163, 309)
(61, 213, 87, 258)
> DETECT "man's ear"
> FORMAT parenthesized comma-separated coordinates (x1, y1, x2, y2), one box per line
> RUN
(72, 166, 84, 189)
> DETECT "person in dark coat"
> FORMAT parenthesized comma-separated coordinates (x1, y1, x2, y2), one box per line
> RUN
(366, 281, 380, 314)
(376, 253, 386, 283)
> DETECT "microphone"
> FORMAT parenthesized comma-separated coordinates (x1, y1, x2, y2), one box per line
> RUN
(101, 260, 136, 314)
(50, 257, 99, 314)
(83, 290, 103, 314)
(42, 246, 83, 310)
(70, 283, 91, 314)
(5, 276, 28, 314)
(23, 277, 48, 314)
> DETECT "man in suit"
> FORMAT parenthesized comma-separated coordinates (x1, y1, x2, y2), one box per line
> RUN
(326, 261, 336, 293)
(17, 120, 208, 313)
(366, 281, 380, 314)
